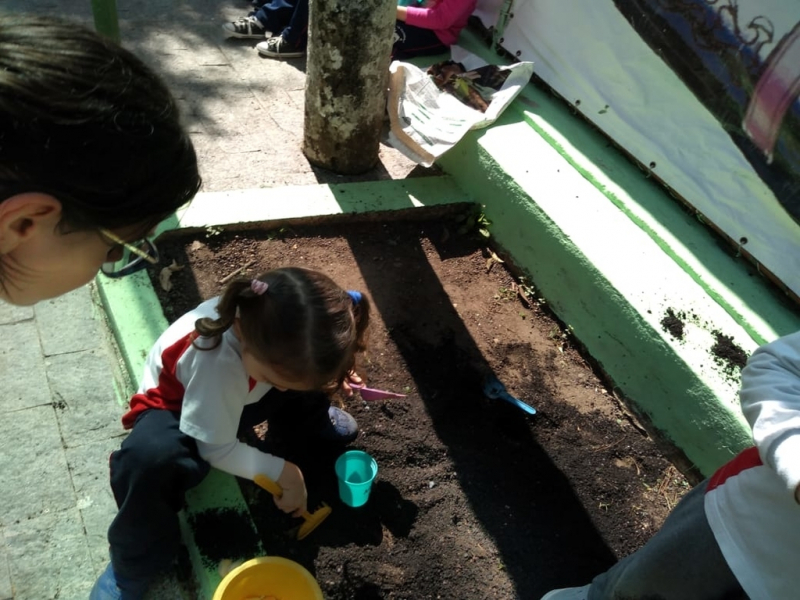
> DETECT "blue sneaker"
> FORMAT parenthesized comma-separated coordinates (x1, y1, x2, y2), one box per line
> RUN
(320, 406, 359, 443)
(90, 563, 149, 600)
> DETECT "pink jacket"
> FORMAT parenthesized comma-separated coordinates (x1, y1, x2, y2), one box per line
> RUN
(404, 0, 477, 46)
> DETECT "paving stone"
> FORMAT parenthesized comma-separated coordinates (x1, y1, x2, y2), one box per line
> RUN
(0, 303, 33, 326)
(4, 508, 94, 600)
(65, 439, 124, 570)
(34, 286, 103, 356)
(0, 530, 12, 600)
(0, 321, 51, 412)
(0, 406, 74, 527)
(46, 348, 127, 446)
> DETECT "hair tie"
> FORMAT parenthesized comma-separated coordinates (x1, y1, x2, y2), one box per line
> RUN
(251, 279, 269, 295)
(347, 290, 362, 305)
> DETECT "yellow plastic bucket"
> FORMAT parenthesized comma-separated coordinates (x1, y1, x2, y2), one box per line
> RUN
(213, 556, 323, 600)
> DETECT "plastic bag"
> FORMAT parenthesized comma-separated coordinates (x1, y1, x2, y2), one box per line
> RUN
(386, 46, 534, 166)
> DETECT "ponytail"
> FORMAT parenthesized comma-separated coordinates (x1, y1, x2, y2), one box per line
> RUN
(193, 278, 257, 348)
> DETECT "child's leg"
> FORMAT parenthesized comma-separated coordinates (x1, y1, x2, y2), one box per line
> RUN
(240, 388, 358, 447)
(253, 0, 297, 36)
(392, 22, 448, 61)
(279, 0, 309, 49)
(587, 480, 745, 600)
(108, 409, 210, 589)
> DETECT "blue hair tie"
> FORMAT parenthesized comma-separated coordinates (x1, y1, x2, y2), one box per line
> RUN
(347, 290, 362, 305)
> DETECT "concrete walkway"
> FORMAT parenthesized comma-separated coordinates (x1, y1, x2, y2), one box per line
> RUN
(0, 286, 200, 599)
(0, 288, 140, 599)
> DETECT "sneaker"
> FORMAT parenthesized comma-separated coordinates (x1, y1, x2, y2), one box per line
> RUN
(256, 35, 306, 58)
(222, 16, 269, 39)
(541, 585, 591, 600)
(90, 563, 149, 600)
(319, 406, 359, 443)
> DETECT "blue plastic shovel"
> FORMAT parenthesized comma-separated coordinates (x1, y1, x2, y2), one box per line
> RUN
(483, 374, 537, 415)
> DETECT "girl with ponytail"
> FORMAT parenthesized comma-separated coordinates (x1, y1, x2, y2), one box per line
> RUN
(92, 267, 370, 600)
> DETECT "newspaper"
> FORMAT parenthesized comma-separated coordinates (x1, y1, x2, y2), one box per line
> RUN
(387, 47, 534, 166)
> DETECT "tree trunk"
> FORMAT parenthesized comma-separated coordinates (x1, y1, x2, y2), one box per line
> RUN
(303, 0, 395, 174)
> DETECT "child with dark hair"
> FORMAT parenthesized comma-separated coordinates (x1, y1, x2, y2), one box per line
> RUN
(91, 267, 370, 600)
(0, 14, 201, 305)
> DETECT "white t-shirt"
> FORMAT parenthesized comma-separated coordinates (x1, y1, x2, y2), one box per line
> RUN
(705, 330, 800, 600)
(122, 297, 285, 481)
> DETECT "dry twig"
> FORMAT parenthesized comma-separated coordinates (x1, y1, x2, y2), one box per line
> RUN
(219, 260, 256, 285)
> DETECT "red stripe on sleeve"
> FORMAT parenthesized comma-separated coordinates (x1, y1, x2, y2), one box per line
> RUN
(121, 332, 196, 429)
(706, 446, 762, 493)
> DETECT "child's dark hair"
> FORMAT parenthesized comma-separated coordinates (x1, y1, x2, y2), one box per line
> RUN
(196, 267, 370, 390)
(0, 14, 201, 236)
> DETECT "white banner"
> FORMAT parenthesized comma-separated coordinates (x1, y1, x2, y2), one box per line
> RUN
(495, 0, 800, 298)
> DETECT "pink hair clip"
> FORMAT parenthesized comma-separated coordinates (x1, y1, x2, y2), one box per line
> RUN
(251, 279, 269, 295)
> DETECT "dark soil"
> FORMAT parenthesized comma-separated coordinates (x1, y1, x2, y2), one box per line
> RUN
(659, 308, 749, 381)
(711, 332, 748, 377)
(148, 213, 690, 600)
(660, 308, 685, 340)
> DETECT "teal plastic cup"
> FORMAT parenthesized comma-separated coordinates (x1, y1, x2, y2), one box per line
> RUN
(334, 450, 378, 507)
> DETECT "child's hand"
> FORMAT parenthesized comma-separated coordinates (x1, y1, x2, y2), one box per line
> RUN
(341, 370, 363, 397)
(275, 462, 308, 516)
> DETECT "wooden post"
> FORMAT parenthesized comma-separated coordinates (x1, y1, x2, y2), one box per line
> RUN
(91, 0, 121, 42)
(302, 0, 395, 174)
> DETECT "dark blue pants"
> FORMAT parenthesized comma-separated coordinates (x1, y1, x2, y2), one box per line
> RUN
(392, 22, 447, 61)
(107, 389, 333, 583)
(254, 0, 308, 49)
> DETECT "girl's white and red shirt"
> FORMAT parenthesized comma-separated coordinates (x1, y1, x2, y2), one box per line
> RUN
(121, 297, 285, 481)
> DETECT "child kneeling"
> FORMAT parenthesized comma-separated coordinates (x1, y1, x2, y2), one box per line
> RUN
(91, 267, 370, 600)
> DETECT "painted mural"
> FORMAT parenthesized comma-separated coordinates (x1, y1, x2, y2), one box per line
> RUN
(615, 0, 800, 222)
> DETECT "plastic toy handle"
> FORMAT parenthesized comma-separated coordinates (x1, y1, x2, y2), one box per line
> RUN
(501, 392, 537, 415)
(255, 473, 317, 523)
(254, 473, 284, 498)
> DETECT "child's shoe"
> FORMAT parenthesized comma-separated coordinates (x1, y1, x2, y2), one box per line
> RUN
(541, 585, 591, 600)
(320, 406, 359, 443)
(256, 35, 306, 58)
(222, 16, 270, 39)
(90, 563, 149, 600)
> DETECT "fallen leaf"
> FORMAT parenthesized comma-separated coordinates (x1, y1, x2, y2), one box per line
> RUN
(485, 249, 504, 272)
(159, 260, 184, 292)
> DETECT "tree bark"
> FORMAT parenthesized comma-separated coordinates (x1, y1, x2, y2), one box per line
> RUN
(303, 0, 396, 174)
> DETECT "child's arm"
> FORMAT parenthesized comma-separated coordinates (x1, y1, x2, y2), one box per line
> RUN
(197, 439, 285, 481)
(740, 330, 800, 503)
(197, 440, 308, 514)
(398, 0, 475, 31)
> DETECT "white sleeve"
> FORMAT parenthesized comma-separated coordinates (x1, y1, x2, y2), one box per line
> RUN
(740, 330, 800, 497)
(197, 439, 286, 482)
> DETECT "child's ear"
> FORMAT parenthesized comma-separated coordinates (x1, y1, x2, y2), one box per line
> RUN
(0, 193, 62, 253)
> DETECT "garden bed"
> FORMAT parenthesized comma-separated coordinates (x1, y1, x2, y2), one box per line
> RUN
(147, 212, 689, 600)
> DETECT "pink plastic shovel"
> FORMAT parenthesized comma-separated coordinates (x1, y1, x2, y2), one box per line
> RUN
(351, 384, 407, 401)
